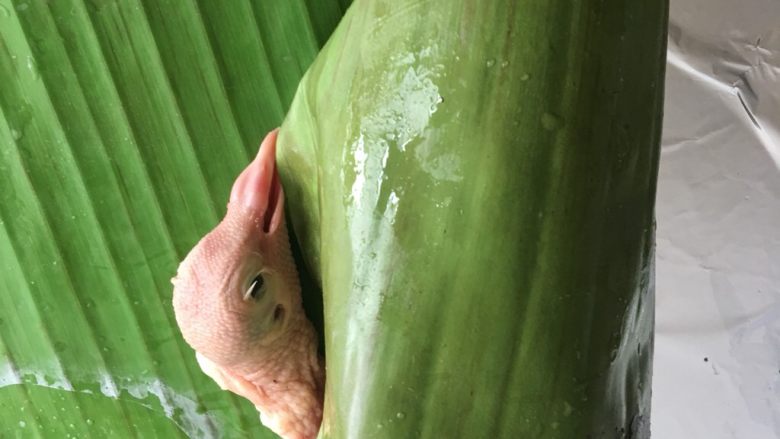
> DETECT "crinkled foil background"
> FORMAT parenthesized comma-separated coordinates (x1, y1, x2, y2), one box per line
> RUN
(653, 0, 780, 437)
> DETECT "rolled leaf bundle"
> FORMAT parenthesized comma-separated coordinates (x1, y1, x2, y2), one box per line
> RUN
(279, 0, 667, 437)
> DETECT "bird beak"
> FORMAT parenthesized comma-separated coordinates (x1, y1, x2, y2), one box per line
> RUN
(229, 129, 285, 234)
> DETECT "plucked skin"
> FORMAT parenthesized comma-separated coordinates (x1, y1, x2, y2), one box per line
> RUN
(172, 130, 324, 439)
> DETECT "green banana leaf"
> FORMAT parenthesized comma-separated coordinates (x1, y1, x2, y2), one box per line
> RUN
(0, 0, 347, 437)
(278, 0, 667, 437)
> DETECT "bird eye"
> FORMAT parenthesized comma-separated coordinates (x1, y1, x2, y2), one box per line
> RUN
(244, 274, 266, 301)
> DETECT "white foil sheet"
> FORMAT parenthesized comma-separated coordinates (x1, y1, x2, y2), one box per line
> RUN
(653, 0, 780, 437)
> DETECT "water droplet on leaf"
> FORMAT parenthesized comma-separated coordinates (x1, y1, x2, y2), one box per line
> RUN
(26, 56, 39, 81)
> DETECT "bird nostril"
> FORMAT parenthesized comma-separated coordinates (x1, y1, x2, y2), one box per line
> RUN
(273, 304, 285, 322)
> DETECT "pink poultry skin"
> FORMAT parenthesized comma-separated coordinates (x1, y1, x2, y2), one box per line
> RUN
(171, 130, 324, 439)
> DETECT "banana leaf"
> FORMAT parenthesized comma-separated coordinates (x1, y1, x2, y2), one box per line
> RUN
(278, 0, 667, 437)
(0, 0, 347, 437)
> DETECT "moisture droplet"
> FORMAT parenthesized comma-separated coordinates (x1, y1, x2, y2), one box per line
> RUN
(86, 419, 93, 426)
(486, 58, 495, 68)
(520, 73, 530, 81)
(16, 3, 28, 12)
(501, 60, 509, 68)
(563, 402, 574, 416)
(19, 421, 26, 428)
(396, 412, 406, 419)
(27, 56, 38, 80)
(11, 129, 22, 140)
(541, 112, 563, 131)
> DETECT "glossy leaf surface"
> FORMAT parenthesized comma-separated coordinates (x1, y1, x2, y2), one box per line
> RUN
(279, 0, 668, 437)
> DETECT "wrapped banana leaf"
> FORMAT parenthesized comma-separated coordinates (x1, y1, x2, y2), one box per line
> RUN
(279, 0, 667, 437)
